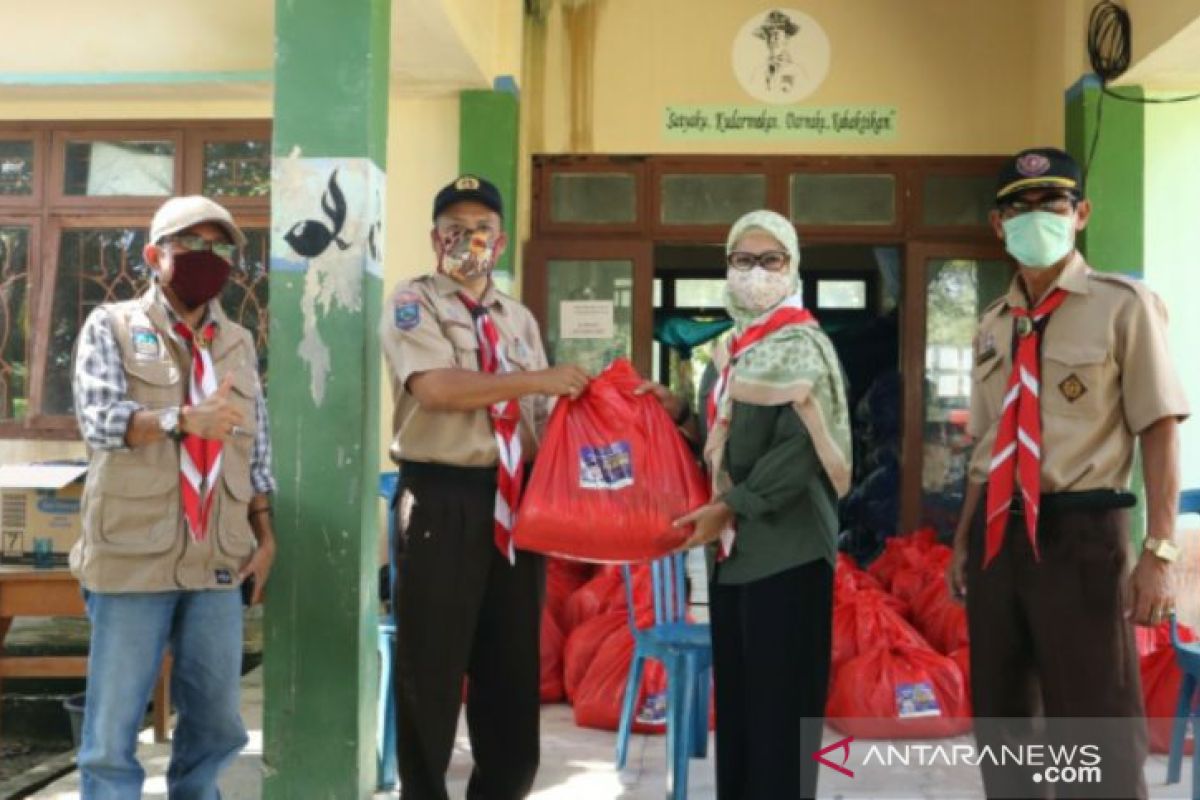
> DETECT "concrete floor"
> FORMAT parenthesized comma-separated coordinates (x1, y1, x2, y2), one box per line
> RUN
(33, 665, 1197, 800)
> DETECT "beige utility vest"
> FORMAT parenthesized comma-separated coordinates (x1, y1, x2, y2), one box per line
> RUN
(71, 290, 261, 592)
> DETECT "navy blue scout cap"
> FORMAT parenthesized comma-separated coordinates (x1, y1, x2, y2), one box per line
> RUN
(432, 175, 504, 220)
(995, 148, 1084, 205)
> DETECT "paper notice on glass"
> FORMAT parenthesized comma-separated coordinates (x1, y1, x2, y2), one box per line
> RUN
(560, 301, 615, 339)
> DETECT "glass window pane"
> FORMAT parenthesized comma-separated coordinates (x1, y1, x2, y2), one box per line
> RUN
(546, 259, 632, 374)
(790, 173, 895, 225)
(45, 228, 150, 415)
(204, 140, 270, 198)
(923, 174, 995, 226)
(0, 226, 32, 420)
(921, 258, 1010, 537)
(63, 140, 175, 197)
(675, 279, 727, 308)
(660, 174, 766, 226)
(817, 280, 867, 310)
(0, 141, 35, 196)
(222, 228, 270, 382)
(550, 173, 636, 224)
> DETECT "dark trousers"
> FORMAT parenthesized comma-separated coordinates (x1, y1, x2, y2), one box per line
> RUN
(966, 504, 1148, 799)
(709, 559, 834, 800)
(393, 462, 544, 800)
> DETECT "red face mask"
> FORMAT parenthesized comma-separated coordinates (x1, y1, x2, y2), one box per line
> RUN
(168, 251, 231, 310)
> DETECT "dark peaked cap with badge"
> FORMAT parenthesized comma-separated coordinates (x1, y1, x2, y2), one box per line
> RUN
(432, 174, 504, 220)
(994, 147, 1084, 204)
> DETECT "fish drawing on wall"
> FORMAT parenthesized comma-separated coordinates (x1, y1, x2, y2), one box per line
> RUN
(284, 169, 350, 258)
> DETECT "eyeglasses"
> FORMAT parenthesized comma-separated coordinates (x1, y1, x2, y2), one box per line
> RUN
(727, 250, 790, 272)
(164, 235, 239, 265)
(999, 194, 1078, 219)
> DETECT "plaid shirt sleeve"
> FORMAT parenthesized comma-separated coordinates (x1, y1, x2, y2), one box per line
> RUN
(251, 389, 276, 495)
(73, 308, 143, 451)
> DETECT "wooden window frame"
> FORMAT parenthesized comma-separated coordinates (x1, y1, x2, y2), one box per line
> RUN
(532, 155, 649, 237)
(0, 130, 48, 211)
(906, 156, 1008, 239)
(649, 155, 778, 241)
(782, 156, 906, 241)
(0, 120, 270, 440)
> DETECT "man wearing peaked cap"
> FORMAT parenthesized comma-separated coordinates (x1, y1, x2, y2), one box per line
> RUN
(947, 147, 1188, 798)
(71, 195, 276, 796)
(379, 175, 588, 798)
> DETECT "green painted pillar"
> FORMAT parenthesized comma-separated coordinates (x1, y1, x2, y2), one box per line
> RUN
(460, 81, 520, 291)
(1065, 76, 1147, 546)
(263, 0, 389, 796)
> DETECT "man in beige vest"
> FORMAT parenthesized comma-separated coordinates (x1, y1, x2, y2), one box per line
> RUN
(71, 196, 276, 798)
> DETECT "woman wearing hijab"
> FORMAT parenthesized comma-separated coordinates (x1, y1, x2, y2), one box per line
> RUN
(640, 209, 852, 799)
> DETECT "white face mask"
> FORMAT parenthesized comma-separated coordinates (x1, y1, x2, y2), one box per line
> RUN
(727, 266, 792, 313)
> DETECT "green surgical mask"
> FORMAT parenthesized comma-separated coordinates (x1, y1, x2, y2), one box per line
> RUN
(1001, 211, 1076, 269)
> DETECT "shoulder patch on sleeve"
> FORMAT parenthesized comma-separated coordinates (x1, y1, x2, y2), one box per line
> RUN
(393, 290, 422, 331)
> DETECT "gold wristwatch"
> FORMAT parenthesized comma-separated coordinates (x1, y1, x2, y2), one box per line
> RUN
(1143, 536, 1181, 563)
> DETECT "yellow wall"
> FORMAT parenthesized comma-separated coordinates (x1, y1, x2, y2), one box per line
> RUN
(530, 0, 1092, 155)
(4, 0, 271, 73)
(379, 92, 460, 465)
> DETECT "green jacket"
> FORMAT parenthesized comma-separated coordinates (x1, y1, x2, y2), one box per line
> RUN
(699, 367, 839, 585)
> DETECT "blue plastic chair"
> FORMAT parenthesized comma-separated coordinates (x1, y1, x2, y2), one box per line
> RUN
(615, 554, 712, 799)
(1166, 488, 1200, 795)
(376, 471, 401, 791)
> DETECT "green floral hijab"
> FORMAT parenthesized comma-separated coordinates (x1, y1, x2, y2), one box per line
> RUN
(707, 210, 853, 497)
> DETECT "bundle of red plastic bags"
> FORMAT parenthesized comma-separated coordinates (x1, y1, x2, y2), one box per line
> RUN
(514, 359, 709, 563)
(828, 533, 972, 739)
(1138, 618, 1197, 754)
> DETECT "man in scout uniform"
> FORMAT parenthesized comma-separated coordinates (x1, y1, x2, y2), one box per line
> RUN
(71, 196, 276, 797)
(947, 148, 1188, 798)
(380, 175, 588, 799)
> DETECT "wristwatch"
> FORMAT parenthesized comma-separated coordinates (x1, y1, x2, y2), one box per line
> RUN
(159, 406, 184, 442)
(1144, 536, 1181, 563)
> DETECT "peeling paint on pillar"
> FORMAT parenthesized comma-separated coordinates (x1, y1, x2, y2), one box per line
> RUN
(271, 148, 386, 404)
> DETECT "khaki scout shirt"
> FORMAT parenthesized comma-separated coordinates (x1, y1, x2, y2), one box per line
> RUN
(968, 253, 1189, 492)
(380, 273, 550, 468)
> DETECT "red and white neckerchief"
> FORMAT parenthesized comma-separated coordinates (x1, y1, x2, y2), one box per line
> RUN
(707, 295, 816, 559)
(457, 291, 523, 564)
(982, 288, 1069, 568)
(173, 321, 222, 543)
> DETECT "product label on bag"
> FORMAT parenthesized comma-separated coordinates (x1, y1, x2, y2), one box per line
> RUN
(895, 681, 942, 718)
(579, 441, 634, 490)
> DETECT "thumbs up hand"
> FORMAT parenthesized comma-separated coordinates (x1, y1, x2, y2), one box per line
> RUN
(180, 372, 248, 441)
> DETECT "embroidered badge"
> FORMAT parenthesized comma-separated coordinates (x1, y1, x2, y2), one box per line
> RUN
(1059, 373, 1087, 403)
(214, 569, 233, 585)
(132, 327, 160, 359)
(455, 176, 481, 191)
(1016, 153, 1051, 177)
(393, 291, 421, 331)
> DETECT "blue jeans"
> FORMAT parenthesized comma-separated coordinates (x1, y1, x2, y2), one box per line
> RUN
(79, 589, 247, 800)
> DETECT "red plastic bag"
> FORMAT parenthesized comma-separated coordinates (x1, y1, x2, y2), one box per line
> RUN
(867, 528, 939, 590)
(1140, 620, 1197, 754)
(547, 558, 596, 634)
(540, 607, 565, 702)
(563, 610, 627, 702)
(514, 359, 709, 562)
(911, 580, 969, 654)
(827, 644, 971, 739)
(832, 590, 929, 668)
(573, 625, 669, 733)
(889, 546, 953, 609)
(949, 646, 972, 717)
(563, 567, 623, 635)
